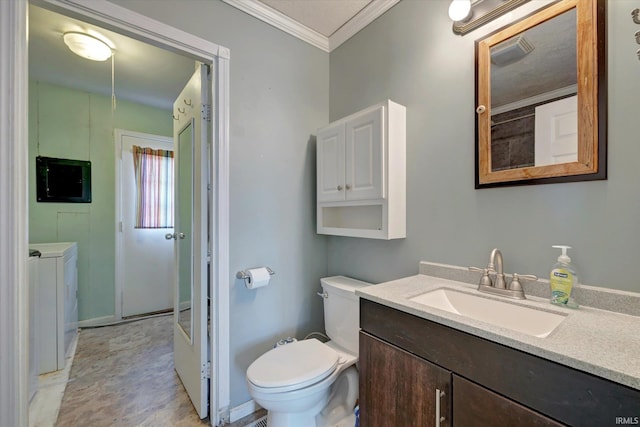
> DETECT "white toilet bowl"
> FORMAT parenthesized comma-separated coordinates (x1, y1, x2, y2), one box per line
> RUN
(246, 339, 358, 427)
(246, 276, 371, 427)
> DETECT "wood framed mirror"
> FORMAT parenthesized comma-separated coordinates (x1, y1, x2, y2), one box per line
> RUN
(475, 0, 606, 188)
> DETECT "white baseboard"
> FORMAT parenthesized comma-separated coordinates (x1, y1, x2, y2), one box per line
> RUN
(77, 315, 117, 328)
(230, 399, 262, 423)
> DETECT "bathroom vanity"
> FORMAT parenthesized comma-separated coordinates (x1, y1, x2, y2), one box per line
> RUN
(357, 273, 640, 427)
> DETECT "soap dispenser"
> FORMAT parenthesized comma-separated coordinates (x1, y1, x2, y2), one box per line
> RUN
(550, 245, 579, 308)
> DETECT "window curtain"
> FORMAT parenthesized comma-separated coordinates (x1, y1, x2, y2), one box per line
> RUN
(132, 145, 174, 228)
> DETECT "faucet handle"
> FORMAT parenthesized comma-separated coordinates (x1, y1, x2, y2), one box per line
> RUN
(509, 273, 537, 291)
(469, 266, 492, 287)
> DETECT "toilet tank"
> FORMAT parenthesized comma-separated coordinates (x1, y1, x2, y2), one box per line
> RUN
(321, 276, 372, 355)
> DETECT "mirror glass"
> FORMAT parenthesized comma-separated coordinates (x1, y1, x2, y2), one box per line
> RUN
(475, 0, 606, 187)
(177, 120, 194, 339)
(490, 9, 576, 171)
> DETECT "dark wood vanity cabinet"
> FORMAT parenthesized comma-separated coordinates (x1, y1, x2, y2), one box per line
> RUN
(359, 299, 640, 427)
(360, 332, 451, 427)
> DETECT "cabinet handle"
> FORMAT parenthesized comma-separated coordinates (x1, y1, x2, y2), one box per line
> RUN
(337, 185, 343, 191)
(345, 184, 351, 190)
(435, 388, 445, 427)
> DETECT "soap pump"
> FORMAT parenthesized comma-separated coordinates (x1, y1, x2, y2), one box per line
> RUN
(550, 245, 579, 308)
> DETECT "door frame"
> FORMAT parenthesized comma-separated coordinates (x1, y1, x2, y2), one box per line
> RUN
(114, 129, 174, 320)
(1, 0, 231, 425)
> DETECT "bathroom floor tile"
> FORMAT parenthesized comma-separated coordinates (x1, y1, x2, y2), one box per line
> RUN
(54, 315, 208, 427)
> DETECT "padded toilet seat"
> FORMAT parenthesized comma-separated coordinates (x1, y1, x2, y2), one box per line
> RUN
(247, 339, 339, 393)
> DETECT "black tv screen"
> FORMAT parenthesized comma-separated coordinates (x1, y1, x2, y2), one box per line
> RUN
(36, 156, 91, 203)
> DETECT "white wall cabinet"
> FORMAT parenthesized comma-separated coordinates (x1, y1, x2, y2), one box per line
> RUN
(316, 100, 406, 239)
(30, 242, 78, 374)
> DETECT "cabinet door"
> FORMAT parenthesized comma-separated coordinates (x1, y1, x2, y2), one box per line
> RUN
(317, 122, 346, 202)
(345, 106, 384, 201)
(453, 375, 565, 427)
(360, 332, 451, 427)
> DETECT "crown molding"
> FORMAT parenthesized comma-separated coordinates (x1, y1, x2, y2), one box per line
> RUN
(329, 0, 401, 51)
(221, 0, 330, 52)
(221, 0, 400, 53)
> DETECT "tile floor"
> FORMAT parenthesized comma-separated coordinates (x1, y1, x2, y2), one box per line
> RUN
(29, 313, 266, 427)
(31, 315, 208, 426)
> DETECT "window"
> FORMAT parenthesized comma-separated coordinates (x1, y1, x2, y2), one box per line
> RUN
(132, 145, 174, 228)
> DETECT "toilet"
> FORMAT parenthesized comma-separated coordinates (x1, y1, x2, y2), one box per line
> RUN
(246, 276, 371, 427)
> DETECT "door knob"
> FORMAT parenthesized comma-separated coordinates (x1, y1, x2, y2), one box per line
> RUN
(165, 233, 176, 240)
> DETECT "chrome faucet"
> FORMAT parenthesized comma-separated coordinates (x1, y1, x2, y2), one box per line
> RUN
(469, 248, 537, 300)
(488, 248, 507, 289)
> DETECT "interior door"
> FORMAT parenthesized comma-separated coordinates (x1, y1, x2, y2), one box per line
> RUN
(172, 63, 210, 419)
(534, 95, 578, 166)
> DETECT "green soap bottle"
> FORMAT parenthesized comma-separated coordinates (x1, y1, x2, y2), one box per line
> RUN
(550, 245, 579, 308)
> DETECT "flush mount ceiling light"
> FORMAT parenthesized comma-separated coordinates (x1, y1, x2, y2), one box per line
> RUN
(63, 32, 113, 61)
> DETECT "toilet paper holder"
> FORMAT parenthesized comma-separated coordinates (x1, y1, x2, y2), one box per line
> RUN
(236, 267, 275, 283)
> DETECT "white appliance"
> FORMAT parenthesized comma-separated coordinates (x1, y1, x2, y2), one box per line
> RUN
(30, 242, 78, 373)
(246, 276, 371, 427)
(28, 254, 39, 401)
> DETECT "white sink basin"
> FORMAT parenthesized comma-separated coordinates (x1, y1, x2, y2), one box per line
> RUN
(409, 288, 567, 338)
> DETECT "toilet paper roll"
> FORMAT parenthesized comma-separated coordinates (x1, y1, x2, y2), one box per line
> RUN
(246, 267, 271, 289)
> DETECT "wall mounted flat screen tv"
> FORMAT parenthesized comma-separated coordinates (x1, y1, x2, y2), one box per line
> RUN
(36, 156, 92, 203)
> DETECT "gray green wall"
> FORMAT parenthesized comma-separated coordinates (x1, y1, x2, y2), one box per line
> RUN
(29, 80, 172, 321)
(108, 0, 329, 407)
(328, 0, 639, 293)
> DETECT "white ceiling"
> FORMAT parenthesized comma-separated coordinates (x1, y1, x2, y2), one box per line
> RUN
(29, 1, 390, 110)
(29, 5, 195, 111)
(258, 0, 372, 37)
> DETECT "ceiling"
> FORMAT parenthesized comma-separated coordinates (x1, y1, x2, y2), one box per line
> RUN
(29, 5, 195, 111)
(214, 0, 398, 51)
(258, 0, 372, 37)
(29, 0, 388, 110)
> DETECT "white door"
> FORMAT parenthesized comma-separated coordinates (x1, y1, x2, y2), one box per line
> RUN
(317, 122, 346, 203)
(534, 95, 578, 166)
(118, 131, 174, 317)
(172, 63, 210, 419)
(345, 106, 384, 201)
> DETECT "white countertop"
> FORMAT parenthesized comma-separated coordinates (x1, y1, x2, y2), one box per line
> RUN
(29, 242, 77, 258)
(356, 274, 640, 391)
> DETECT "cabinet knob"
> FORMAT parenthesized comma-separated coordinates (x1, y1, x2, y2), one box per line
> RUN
(337, 185, 343, 191)
(345, 184, 351, 190)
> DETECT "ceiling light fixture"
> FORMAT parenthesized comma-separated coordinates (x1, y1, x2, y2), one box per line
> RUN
(63, 32, 113, 61)
(448, 0, 472, 22)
